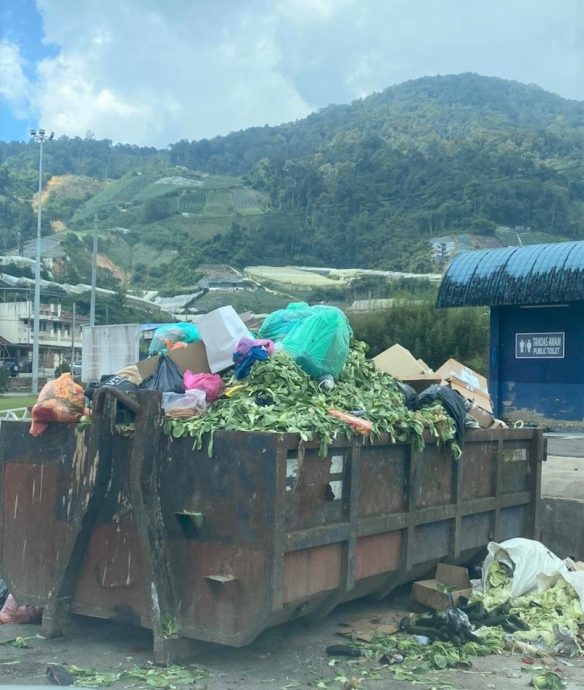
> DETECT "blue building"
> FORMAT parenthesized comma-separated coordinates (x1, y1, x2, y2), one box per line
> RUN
(437, 241, 584, 429)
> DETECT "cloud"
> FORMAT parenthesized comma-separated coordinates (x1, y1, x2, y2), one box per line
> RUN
(0, 40, 33, 118)
(28, 0, 314, 146)
(7, 0, 584, 146)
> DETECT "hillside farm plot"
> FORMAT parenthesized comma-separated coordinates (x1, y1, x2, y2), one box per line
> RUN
(232, 187, 264, 214)
(134, 177, 203, 202)
(245, 265, 343, 287)
(98, 175, 158, 204)
(178, 191, 206, 213)
(201, 189, 235, 217)
(72, 174, 157, 221)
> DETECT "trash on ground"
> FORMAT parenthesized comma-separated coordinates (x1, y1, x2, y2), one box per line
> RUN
(411, 564, 473, 610)
(47, 664, 76, 686)
(69, 662, 209, 689)
(530, 671, 566, 689)
(337, 612, 404, 643)
(0, 594, 42, 624)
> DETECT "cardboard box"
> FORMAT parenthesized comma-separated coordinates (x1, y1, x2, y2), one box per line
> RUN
(436, 358, 492, 413)
(374, 344, 427, 378)
(374, 344, 442, 390)
(136, 340, 210, 379)
(411, 564, 472, 610)
(467, 401, 495, 428)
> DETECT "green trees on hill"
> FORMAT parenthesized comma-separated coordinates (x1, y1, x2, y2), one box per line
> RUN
(351, 301, 489, 374)
(1, 74, 583, 287)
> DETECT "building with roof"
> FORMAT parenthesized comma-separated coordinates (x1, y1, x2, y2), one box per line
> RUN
(0, 300, 86, 374)
(437, 240, 584, 429)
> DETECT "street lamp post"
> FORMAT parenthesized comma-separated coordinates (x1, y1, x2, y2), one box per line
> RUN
(30, 128, 54, 394)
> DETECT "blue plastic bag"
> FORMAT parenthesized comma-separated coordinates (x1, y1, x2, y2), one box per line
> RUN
(148, 322, 200, 356)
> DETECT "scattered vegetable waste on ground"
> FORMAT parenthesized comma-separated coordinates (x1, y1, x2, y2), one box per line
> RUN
(70, 662, 209, 688)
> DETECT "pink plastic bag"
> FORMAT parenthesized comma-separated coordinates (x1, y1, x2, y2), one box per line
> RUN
(0, 594, 42, 624)
(183, 371, 224, 403)
(236, 337, 275, 357)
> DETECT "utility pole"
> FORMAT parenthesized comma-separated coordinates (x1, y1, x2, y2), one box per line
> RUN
(70, 302, 76, 368)
(30, 128, 54, 394)
(90, 212, 98, 327)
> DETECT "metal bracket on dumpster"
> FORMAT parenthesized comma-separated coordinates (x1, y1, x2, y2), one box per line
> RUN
(42, 387, 118, 638)
(41, 387, 184, 663)
(175, 510, 206, 538)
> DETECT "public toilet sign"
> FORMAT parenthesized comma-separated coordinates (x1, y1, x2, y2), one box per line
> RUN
(515, 332, 565, 359)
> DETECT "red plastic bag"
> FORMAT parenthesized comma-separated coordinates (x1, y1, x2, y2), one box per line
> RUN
(183, 371, 224, 403)
(29, 373, 85, 437)
(0, 594, 42, 624)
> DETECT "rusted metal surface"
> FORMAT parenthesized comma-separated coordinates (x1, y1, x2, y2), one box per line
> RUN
(0, 393, 544, 655)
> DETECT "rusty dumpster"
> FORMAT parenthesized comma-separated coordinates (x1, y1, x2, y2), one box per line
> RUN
(0, 390, 544, 660)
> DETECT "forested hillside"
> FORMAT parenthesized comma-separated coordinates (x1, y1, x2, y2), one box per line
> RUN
(1, 73, 583, 288)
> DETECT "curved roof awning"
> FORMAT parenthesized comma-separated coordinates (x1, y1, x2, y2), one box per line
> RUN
(436, 240, 584, 307)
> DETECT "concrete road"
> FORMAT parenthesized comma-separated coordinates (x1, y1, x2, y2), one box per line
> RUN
(0, 595, 583, 690)
(542, 434, 584, 500)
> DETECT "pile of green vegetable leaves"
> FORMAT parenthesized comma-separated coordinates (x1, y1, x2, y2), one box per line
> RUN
(70, 662, 208, 688)
(478, 567, 584, 649)
(359, 627, 504, 682)
(163, 341, 460, 457)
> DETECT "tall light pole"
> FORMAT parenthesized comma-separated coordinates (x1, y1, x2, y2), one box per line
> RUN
(30, 128, 54, 394)
(90, 212, 98, 327)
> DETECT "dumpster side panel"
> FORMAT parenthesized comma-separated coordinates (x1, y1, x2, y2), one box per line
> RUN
(0, 420, 544, 648)
(0, 422, 91, 606)
(157, 432, 281, 644)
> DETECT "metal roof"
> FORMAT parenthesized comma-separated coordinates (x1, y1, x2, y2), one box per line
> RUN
(436, 241, 584, 307)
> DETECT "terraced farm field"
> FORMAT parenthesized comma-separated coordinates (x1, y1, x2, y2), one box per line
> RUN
(201, 189, 234, 217)
(245, 265, 341, 287)
(72, 174, 158, 220)
(232, 187, 264, 213)
(178, 191, 206, 213)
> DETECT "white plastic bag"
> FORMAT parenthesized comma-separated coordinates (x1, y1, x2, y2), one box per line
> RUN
(197, 306, 252, 373)
(482, 538, 565, 597)
(162, 389, 207, 418)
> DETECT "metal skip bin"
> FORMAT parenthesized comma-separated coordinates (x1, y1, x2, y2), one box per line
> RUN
(0, 389, 544, 661)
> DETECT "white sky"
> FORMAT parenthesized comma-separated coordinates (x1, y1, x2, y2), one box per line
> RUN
(1, 0, 583, 146)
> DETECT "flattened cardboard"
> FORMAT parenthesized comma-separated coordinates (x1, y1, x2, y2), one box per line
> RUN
(373, 344, 425, 378)
(411, 564, 472, 610)
(436, 358, 492, 412)
(136, 340, 210, 379)
(401, 374, 442, 393)
(467, 401, 495, 428)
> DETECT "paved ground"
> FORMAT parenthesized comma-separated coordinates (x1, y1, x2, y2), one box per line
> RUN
(543, 433, 584, 500)
(0, 593, 583, 690)
(0, 432, 581, 689)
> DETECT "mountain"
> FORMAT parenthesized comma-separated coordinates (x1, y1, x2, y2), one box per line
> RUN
(1, 73, 583, 289)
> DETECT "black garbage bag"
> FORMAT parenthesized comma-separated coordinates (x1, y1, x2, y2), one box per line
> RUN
(413, 384, 466, 445)
(0, 578, 9, 609)
(396, 381, 418, 410)
(85, 374, 139, 401)
(140, 354, 185, 394)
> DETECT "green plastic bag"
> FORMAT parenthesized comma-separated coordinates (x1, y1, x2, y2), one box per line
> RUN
(258, 302, 314, 341)
(280, 306, 352, 379)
